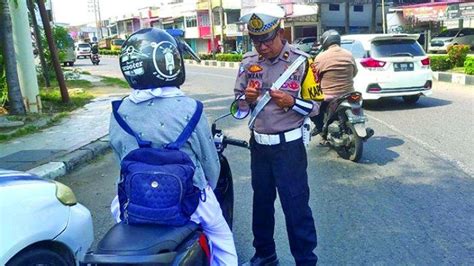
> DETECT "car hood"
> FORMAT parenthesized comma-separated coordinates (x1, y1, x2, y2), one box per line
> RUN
(431, 37, 454, 42)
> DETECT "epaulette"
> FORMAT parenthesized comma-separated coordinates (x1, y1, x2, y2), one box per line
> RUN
(290, 47, 310, 58)
(242, 51, 259, 60)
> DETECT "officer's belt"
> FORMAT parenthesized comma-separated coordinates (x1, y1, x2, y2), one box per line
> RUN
(248, 55, 307, 129)
(253, 128, 302, 145)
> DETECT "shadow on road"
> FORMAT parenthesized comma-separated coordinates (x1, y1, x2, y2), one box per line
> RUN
(360, 136, 404, 166)
(364, 97, 451, 112)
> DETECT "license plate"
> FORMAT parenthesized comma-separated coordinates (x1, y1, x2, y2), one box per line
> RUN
(394, 62, 414, 72)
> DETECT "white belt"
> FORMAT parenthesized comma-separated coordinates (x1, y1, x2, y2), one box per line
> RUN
(253, 128, 302, 145)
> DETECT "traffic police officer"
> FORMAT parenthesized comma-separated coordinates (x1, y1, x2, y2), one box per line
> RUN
(234, 4, 323, 266)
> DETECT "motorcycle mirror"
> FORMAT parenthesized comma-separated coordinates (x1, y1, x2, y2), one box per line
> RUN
(230, 98, 250, 119)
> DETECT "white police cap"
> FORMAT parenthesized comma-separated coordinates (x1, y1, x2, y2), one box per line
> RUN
(240, 4, 285, 36)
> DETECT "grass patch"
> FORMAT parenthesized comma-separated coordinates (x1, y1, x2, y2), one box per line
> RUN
(47, 78, 94, 89)
(80, 70, 91, 75)
(447, 67, 465, 74)
(40, 88, 94, 113)
(0, 112, 70, 143)
(100, 76, 129, 88)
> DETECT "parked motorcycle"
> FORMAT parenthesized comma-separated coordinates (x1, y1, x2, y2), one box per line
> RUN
(80, 100, 249, 266)
(90, 53, 100, 65)
(320, 91, 374, 162)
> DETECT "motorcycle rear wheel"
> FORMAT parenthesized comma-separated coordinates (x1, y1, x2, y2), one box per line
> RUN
(337, 122, 363, 162)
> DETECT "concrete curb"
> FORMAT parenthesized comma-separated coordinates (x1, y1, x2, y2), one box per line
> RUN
(184, 59, 239, 69)
(432, 72, 474, 86)
(27, 136, 111, 180)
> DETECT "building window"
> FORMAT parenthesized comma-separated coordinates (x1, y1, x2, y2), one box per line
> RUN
(329, 4, 339, 11)
(199, 14, 209, 26)
(354, 5, 363, 12)
(186, 16, 197, 28)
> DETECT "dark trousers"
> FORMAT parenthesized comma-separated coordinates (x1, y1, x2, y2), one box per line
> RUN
(311, 101, 329, 132)
(250, 137, 317, 265)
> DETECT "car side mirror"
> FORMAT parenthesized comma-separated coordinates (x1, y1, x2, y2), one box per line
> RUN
(230, 98, 250, 119)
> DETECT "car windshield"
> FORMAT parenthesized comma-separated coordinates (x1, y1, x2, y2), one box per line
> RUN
(436, 29, 458, 38)
(78, 43, 90, 48)
(113, 39, 125, 46)
(341, 40, 367, 59)
(370, 39, 425, 57)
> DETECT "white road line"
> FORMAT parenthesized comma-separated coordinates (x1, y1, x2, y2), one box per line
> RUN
(366, 113, 473, 177)
(201, 95, 236, 103)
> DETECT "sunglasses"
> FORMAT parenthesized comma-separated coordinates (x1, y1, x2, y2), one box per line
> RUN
(252, 35, 277, 48)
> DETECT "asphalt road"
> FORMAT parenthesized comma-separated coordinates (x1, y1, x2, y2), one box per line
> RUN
(61, 57, 474, 265)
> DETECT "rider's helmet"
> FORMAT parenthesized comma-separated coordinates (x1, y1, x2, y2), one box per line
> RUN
(119, 28, 185, 90)
(320, 30, 341, 51)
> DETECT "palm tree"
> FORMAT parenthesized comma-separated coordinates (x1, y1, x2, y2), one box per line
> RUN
(0, 0, 26, 115)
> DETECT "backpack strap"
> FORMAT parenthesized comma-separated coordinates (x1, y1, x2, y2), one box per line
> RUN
(166, 101, 203, 150)
(112, 100, 152, 148)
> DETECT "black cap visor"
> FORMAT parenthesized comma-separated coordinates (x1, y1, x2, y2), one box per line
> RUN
(249, 28, 279, 43)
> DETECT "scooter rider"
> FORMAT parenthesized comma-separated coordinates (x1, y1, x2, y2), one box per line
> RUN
(235, 4, 323, 266)
(108, 28, 237, 265)
(310, 30, 358, 137)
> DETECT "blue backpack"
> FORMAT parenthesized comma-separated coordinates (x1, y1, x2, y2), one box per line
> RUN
(111, 99, 203, 226)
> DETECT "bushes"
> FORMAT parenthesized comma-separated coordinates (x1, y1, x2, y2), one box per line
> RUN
(447, 45, 470, 67)
(99, 49, 121, 56)
(216, 53, 243, 62)
(430, 55, 452, 71)
(465, 57, 474, 75)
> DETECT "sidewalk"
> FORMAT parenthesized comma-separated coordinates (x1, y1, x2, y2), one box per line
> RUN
(0, 96, 119, 180)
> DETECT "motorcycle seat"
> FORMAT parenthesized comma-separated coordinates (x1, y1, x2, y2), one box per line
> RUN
(95, 221, 199, 256)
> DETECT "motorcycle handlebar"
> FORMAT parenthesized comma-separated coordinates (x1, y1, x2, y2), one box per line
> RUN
(224, 137, 249, 148)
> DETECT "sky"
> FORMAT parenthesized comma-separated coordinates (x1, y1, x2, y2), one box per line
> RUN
(51, 0, 162, 26)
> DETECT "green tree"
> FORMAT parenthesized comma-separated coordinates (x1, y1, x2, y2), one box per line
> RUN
(41, 26, 70, 78)
(0, 0, 26, 115)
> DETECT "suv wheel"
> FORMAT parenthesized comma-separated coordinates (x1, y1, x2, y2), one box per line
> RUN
(6, 248, 71, 266)
(403, 95, 420, 104)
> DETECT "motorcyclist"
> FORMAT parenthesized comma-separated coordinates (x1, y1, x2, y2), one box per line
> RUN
(91, 43, 99, 55)
(311, 29, 358, 136)
(108, 28, 237, 265)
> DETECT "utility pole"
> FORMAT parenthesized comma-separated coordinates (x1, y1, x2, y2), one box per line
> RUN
(382, 0, 386, 34)
(370, 0, 377, 33)
(37, 0, 69, 103)
(9, 0, 40, 112)
(219, 0, 224, 53)
(208, 0, 215, 53)
(27, 0, 50, 87)
(88, 0, 102, 40)
(345, 0, 350, 34)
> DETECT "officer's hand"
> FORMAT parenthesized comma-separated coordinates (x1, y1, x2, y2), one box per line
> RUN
(245, 85, 259, 104)
(270, 90, 295, 109)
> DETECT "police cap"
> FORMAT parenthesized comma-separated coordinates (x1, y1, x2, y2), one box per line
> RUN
(240, 4, 285, 42)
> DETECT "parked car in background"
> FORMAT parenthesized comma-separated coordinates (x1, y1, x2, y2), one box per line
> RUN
(294, 36, 317, 53)
(60, 35, 76, 66)
(75, 42, 91, 59)
(0, 170, 93, 265)
(340, 34, 432, 104)
(429, 28, 474, 53)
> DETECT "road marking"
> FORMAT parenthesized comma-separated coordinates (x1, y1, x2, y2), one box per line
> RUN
(366, 113, 473, 177)
(201, 95, 236, 104)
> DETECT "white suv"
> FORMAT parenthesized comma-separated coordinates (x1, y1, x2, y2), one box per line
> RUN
(340, 34, 433, 104)
(429, 28, 474, 53)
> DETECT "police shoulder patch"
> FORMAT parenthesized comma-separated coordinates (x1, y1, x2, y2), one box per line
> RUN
(290, 47, 310, 58)
(242, 51, 259, 60)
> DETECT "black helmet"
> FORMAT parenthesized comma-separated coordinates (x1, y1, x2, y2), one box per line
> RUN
(120, 28, 185, 90)
(320, 30, 341, 50)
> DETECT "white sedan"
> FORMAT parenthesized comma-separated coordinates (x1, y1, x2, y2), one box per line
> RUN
(0, 170, 93, 265)
(341, 34, 433, 104)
